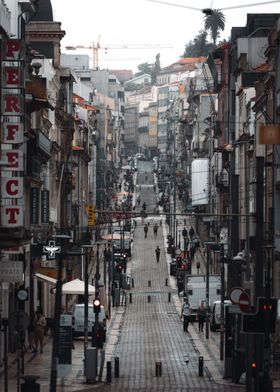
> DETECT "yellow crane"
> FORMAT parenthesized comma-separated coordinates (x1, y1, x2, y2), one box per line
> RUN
(65, 37, 173, 69)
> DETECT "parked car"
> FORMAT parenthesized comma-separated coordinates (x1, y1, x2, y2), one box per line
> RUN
(210, 300, 232, 331)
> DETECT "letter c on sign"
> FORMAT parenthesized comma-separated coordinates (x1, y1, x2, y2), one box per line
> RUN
(6, 179, 18, 196)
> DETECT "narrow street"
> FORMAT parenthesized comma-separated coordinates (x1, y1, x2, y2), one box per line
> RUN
(86, 162, 245, 391)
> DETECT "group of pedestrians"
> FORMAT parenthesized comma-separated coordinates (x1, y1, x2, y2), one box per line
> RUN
(180, 297, 207, 333)
(143, 222, 158, 238)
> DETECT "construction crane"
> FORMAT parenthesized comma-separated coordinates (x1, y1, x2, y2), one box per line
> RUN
(65, 37, 173, 69)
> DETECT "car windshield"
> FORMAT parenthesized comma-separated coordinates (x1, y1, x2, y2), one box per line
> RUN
(74, 307, 95, 321)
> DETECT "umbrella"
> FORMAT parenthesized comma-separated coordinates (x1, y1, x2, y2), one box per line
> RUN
(52, 278, 95, 295)
(101, 233, 131, 241)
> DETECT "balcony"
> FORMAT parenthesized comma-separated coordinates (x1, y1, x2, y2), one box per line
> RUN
(215, 170, 229, 189)
(36, 130, 51, 162)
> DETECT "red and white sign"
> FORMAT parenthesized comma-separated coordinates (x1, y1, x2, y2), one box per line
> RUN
(1, 206, 24, 227)
(0, 150, 23, 171)
(0, 39, 25, 230)
(2, 122, 24, 144)
(239, 291, 250, 313)
(1, 177, 23, 198)
(2, 39, 23, 60)
(229, 287, 244, 304)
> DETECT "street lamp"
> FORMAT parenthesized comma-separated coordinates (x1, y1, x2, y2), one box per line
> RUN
(47, 234, 71, 392)
(81, 245, 93, 374)
(204, 241, 220, 340)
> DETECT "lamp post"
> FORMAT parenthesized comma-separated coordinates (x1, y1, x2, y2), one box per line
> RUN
(220, 244, 225, 361)
(204, 241, 220, 340)
(81, 245, 93, 374)
(93, 243, 100, 348)
(46, 235, 71, 392)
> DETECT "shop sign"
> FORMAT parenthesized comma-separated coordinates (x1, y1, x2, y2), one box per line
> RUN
(0, 39, 25, 230)
(1, 206, 24, 227)
(1, 176, 23, 198)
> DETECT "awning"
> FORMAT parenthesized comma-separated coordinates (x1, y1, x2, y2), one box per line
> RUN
(35, 273, 57, 285)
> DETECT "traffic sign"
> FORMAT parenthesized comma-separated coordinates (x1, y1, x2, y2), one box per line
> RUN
(229, 287, 244, 304)
(239, 291, 250, 313)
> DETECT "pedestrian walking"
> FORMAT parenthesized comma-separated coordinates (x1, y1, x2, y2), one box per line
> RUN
(190, 246, 195, 261)
(195, 238, 200, 250)
(196, 302, 207, 332)
(144, 223, 148, 238)
(153, 223, 158, 237)
(33, 310, 46, 353)
(142, 202, 146, 211)
(182, 227, 188, 239)
(155, 246, 161, 262)
(189, 226, 195, 240)
(181, 297, 191, 332)
(196, 261, 200, 274)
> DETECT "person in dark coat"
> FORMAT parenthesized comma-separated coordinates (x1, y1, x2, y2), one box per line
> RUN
(155, 246, 161, 262)
(189, 226, 195, 239)
(144, 224, 148, 238)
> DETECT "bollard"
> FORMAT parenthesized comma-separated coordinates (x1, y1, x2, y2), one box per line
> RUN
(165, 278, 168, 286)
(132, 278, 134, 288)
(21, 375, 40, 392)
(155, 361, 162, 377)
(168, 292, 171, 302)
(129, 292, 132, 303)
(114, 357, 120, 378)
(148, 295, 151, 303)
(198, 356, 204, 377)
(106, 361, 112, 383)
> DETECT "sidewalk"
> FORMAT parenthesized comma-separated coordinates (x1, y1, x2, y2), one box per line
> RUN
(166, 196, 280, 391)
(161, 215, 242, 388)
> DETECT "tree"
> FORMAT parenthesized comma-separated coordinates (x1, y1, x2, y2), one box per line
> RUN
(204, 9, 225, 46)
(151, 53, 161, 85)
(135, 62, 154, 77)
(182, 30, 214, 57)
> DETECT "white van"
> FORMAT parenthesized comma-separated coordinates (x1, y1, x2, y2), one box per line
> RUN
(72, 303, 106, 338)
(210, 300, 232, 331)
(186, 275, 221, 319)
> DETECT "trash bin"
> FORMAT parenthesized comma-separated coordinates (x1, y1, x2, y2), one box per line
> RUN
(170, 260, 177, 276)
(85, 347, 97, 382)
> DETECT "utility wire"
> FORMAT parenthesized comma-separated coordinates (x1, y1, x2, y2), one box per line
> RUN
(145, 0, 280, 11)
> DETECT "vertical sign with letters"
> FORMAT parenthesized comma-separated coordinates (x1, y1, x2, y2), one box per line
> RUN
(41, 190, 49, 223)
(0, 39, 25, 228)
(30, 188, 39, 224)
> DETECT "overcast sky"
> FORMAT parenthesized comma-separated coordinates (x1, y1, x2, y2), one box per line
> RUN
(51, 0, 280, 72)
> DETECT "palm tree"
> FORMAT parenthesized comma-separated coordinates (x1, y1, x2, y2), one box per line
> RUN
(204, 9, 225, 46)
